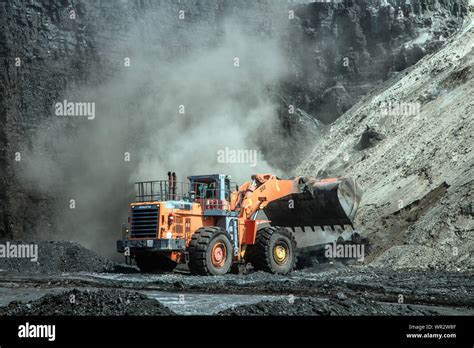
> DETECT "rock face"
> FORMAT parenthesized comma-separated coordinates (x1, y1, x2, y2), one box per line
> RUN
(316, 85, 354, 123)
(2, 0, 284, 241)
(297, 19, 473, 271)
(355, 125, 386, 150)
(0, 0, 468, 250)
(283, 0, 469, 123)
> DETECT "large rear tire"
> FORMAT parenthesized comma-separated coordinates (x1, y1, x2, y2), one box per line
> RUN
(188, 226, 233, 276)
(247, 226, 296, 275)
(135, 254, 177, 273)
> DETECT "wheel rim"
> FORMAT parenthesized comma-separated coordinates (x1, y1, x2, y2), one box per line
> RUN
(273, 241, 289, 265)
(211, 241, 227, 268)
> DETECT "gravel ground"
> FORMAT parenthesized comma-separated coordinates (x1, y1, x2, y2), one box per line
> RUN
(0, 264, 471, 315)
(0, 288, 174, 316)
(218, 297, 438, 316)
(0, 241, 115, 274)
(0, 238, 472, 315)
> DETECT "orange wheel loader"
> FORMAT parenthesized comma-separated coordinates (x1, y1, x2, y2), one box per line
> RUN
(117, 172, 362, 275)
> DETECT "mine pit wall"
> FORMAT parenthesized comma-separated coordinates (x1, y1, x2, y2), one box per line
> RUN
(296, 15, 473, 271)
(0, 0, 468, 248)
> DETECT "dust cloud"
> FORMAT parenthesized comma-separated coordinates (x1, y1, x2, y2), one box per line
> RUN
(18, 3, 291, 257)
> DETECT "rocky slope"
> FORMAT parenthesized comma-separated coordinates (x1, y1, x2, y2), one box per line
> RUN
(297, 16, 473, 271)
(283, 0, 469, 124)
(267, 0, 469, 169)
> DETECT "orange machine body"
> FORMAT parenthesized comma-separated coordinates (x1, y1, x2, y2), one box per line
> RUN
(117, 172, 361, 268)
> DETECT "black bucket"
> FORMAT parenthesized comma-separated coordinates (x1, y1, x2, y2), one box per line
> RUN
(262, 177, 362, 228)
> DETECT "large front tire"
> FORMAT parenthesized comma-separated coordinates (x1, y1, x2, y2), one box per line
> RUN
(188, 226, 233, 276)
(248, 227, 296, 275)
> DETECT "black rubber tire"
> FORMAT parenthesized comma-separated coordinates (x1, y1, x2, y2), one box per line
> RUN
(188, 226, 233, 276)
(135, 254, 177, 273)
(247, 226, 296, 275)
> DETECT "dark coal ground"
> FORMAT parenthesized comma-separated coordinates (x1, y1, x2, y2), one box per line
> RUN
(219, 297, 436, 316)
(0, 241, 472, 316)
(0, 241, 115, 274)
(0, 288, 174, 316)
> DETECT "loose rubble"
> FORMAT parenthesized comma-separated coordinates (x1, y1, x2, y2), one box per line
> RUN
(0, 241, 115, 274)
(298, 18, 474, 272)
(218, 297, 437, 316)
(0, 289, 175, 316)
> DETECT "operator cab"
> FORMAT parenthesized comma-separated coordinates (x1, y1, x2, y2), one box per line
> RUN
(188, 174, 232, 201)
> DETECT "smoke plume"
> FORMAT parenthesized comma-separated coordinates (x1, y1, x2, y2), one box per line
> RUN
(18, 3, 290, 258)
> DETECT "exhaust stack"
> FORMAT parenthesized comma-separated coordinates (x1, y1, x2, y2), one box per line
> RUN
(172, 172, 177, 200)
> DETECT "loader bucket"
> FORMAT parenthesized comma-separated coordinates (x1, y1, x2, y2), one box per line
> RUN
(262, 177, 362, 228)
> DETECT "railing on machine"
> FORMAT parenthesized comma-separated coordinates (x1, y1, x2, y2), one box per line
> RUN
(135, 180, 190, 202)
(135, 180, 238, 212)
